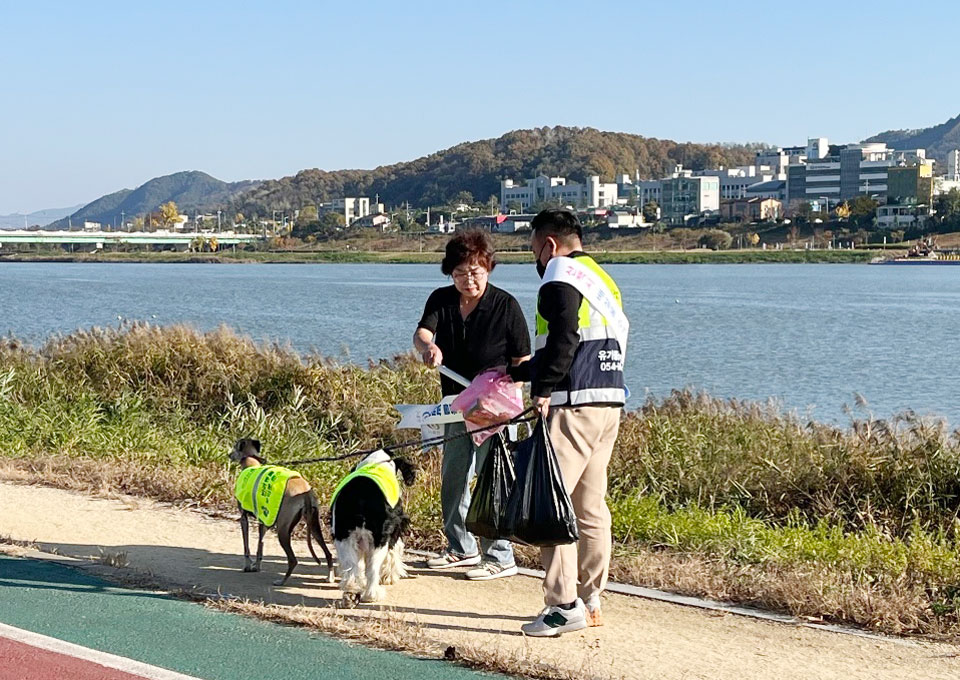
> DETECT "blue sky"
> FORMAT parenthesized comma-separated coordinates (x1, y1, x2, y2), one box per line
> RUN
(1, 0, 957, 214)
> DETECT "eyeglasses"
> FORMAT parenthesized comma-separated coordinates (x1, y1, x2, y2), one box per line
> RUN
(451, 267, 487, 281)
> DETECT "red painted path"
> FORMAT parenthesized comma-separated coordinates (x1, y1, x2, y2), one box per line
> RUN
(0, 623, 201, 680)
(0, 635, 152, 680)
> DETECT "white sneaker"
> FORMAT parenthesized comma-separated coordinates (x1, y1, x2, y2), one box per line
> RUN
(520, 599, 587, 637)
(426, 549, 481, 570)
(465, 562, 518, 581)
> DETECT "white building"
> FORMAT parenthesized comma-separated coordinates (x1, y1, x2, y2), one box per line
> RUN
(493, 214, 533, 232)
(636, 179, 662, 206)
(697, 166, 779, 200)
(500, 175, 618, 211)
(616, 173, 663, 206)
(755, 138, 826, 176)
(947, 149, 960, 182)
(353, 213, 392, 231)
(606, 210, 649, 228)
(318, 198, 371, 225)
(661, 174, 720, 225)
(755, 148, 791, 175)
(744, 179, 787, 201)
(935, 177, 960, 196)
(806, 137, 829, 161)
(877, 204, 928, 228)
(428, 215, 456, 234)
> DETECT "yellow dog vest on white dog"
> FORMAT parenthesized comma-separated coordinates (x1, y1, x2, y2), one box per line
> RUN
(234, 465, 302, 527)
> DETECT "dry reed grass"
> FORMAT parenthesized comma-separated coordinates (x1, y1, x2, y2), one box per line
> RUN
(3, 324, 960, 639)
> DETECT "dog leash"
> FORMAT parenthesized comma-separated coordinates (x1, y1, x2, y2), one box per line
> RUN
(271, 407, 538, 467)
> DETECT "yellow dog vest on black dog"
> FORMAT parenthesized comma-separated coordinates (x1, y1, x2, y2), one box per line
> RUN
(234, 465, 302, 527)
(330, 462, 401, 508)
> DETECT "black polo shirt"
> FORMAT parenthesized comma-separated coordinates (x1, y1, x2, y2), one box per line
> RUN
(418, 283, 531, 396)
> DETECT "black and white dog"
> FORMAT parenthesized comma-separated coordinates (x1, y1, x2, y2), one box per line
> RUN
(330, 449, 416, 606)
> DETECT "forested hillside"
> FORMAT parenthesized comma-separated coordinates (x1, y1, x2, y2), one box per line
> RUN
(865, 113, 960, 163)
(234, 126, 764, 214)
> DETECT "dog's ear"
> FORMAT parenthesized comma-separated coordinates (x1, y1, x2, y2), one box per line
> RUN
(232, 438, 264, 463)
(393, 457, 417, 486)
(247, 439, 265, 462)
(229, 439, 245, 461)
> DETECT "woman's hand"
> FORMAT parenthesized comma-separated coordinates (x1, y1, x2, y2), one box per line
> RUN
(534, 396, 551, 418)
(421, 343, 443, 367)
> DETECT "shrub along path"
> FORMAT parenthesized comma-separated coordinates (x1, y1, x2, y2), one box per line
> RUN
(1, 480, 956, 680)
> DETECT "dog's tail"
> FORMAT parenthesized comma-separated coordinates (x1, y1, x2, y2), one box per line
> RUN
(305, 490, 336, 582)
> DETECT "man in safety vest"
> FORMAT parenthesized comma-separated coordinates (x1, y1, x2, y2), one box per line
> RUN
(510, 208, 628, 637)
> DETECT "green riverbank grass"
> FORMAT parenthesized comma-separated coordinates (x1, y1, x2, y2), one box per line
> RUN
(1, 324, 958, 636)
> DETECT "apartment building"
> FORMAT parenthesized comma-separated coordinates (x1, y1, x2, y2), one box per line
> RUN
(661, 175, 720, 225)
(786, 143, 927, 206)
(319, 197, 371, 225)
(500, 175, 618, 211)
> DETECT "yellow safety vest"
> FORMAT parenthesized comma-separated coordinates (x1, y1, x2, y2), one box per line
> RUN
(534, 254, 626, 406)
(234, 465, 302, 527)
(331, 462, 402, 508)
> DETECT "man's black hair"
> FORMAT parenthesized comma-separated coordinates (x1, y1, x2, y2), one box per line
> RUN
(530, 208, 583, 242)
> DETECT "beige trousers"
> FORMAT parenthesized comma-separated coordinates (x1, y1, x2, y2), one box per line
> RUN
(539, 405, 621, 606)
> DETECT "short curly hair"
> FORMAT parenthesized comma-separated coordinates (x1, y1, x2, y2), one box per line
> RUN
(441, 229, 497, 276)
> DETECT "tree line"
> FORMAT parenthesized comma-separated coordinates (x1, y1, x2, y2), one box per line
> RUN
(230, 126, 764, 218)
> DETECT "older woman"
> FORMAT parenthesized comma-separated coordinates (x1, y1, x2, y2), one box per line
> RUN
(413, 229, 530, 580)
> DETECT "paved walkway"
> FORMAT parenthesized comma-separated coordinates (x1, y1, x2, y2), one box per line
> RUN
(0, 555, 495, 680)
(2, 480, 960, 680)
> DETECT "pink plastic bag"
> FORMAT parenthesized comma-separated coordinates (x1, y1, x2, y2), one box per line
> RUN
(451, 369, 525, 445)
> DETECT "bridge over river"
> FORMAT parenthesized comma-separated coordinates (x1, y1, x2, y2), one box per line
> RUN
(0, 229, 265, 249)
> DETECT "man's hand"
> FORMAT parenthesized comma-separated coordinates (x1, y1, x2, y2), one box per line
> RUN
(534, 396, 551, 419)
(421, 343, 443, 367)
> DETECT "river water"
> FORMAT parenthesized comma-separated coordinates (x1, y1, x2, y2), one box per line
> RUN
(2, 262, 958, 425)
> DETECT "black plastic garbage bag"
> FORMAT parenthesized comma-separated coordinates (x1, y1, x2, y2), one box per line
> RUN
(465, 432, 515, 540)
(502, 418, 579, 546)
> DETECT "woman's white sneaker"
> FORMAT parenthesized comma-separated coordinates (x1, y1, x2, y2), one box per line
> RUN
(426, 549, 481, 569)
(465, 562, 518, 581)
(520, 599, 587, 637)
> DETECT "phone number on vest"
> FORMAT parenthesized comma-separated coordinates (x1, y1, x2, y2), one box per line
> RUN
(597, 350, 623, 372)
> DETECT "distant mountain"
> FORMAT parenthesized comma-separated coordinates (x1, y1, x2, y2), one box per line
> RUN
(235, 126, 766, 214)
(0, 205, 83, 230)
(48, 171, 260, 229)
(864, 113, 960, 163)
(38, 128, 765, 227)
